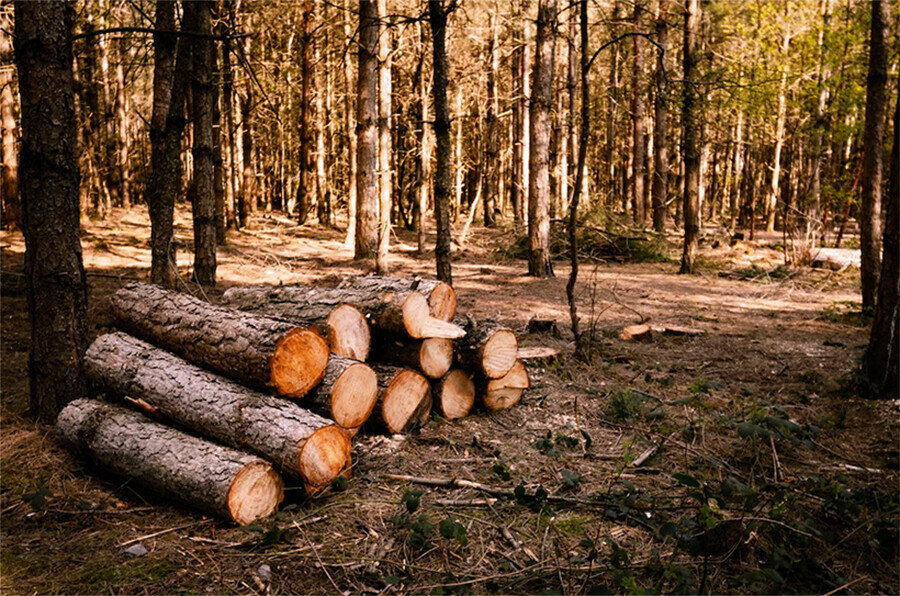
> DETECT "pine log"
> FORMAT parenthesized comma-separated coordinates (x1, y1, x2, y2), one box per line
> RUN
(56, 399, 284, 525)
(303, 356, 378, 434)
(373, 365, 432, 433)
(433, 369, 475, 420)
(337, 275, 457, 321)
(454, 317, 519, 379)
(480, 361, 530, 411)
(85, 332, 351, 489)
(221, 282, 464, 340)
(110, 282, 330, 398)
(370, 337, 453, 379)
(220, 285, 371, 361)
(517, 346, 561, 362)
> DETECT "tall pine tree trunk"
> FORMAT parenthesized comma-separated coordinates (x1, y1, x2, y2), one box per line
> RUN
(679, 0, 700, 274)
(14, 0, 88, 422)
(483, 13, 499, 228)
(631, 0, 646, 226)
(766, 17, 790, 233)
(296, 0, 313, 224)
(651, 0, 669, 232)
(355, 0, 379, 260)
(0, 6, 19, 231)
(343, 0, 358, 247)
(376, 0, 393, 274)
(429, 0, 453, 284)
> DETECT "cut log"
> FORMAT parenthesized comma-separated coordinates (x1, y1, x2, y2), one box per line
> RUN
(619, 324, 653, 342)
(517, 346, 561, 362)
(56, 399, 284, 525)
(454, 317, 519, 379)
(370, 337, 453, 379)
(433, 369, 475, 420)
(221, 283, 464, 340)
(373, 366, 432, 433)
(85, 332, 351, 489)
(220, 285, 371, 361)
(480, 361, 530, 411)
(650, 325, 705, 337)
(111, 282, 330, 398)
(338, 275, 457, 321)
(303, 356, 378, 434)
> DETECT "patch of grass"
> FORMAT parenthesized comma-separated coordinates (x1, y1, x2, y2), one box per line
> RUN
(73, 559, 178, 592)
(555, 515, 590, 536)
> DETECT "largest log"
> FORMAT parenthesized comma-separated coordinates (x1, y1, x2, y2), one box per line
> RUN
(57, 399, 284, 525)
(85, 332, 351, 490)
(221, 282, 464, 340)
(110, 282, 330, 398)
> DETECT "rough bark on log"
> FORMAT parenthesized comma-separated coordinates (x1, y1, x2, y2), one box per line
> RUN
(220, 285, 371, 361)
(220, 283, 464, 340)
(370, 337, 453, 379)
(337, 275, 457, 321)
(111, 282, 330, 398)
(85, 332, 351, 489)
(303, 356, 378, 434)
(480, 361, 530, 411)
(372, 365, 432, 433)
(433, 369, 475, 420)
(56, 399, 284, 525)
(454, 317, 518, 379)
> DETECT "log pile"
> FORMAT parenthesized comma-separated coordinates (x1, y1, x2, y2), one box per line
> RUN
(58, 276, 533, 526)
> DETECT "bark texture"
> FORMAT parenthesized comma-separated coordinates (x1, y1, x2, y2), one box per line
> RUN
(679, 0, 701, 274)
(651, 0, 670, 233)
(453, 318, 518, 379)
(370, 337, 454, 379)
(0, 6, 19, 230)
(14, 0, 89, 422)
(338, 275, 457, 321)
(57, 399, 284, 525)
(429, 0, 454, 283)
(110, 282, 329, 397)
(355, 0, 379, 260)
(85, 333, 351, 488)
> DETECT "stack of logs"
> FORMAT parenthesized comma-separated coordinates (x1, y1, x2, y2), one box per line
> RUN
(57, 276, 532, 526)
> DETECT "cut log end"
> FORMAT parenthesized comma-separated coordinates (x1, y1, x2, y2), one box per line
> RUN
(403, 293, 466, 339)
(436, 369, 475, 419)
(428, 282, 457, 321)
(382, 369, 432, 433)
(271, 328, 330, 397)
(419, 338, 454, 379)
(482, 329, 519, 379)
(228, 461, 285, 525)
(330, 362, 379, 430)
(299, 425, 352, 490)
(326, 304, 371, 361)
(483, 361, 530, 411)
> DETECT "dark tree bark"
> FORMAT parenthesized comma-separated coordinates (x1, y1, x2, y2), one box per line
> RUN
(631, 0, 646, 227)
(296, 0, 313, 225)
(679, 0, 701, 274)
(651, 0, 670, 233)
(429, 0, 453, 284)
(861, 78, 899, 398)
(13, 0, 88, 422)
(239, 84, 254, 226)
(860, 0, 889, 311)
(147, 0, 190, 288)
(483, 13, 499, 228)
(355, 0, 379, 260)
(528, 0, 557, 278)
(0, 6, 19, 230)
(187, 0, 217, 286)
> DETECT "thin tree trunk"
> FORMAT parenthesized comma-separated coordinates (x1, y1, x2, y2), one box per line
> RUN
(315, 17, 332, 227)
(429, 0, 453, 284)
(343, 0, 358, 247)
(417, 40, 432, 256)
(114, 34, 131, 209)
(565, 6, 577, 208)
(355, 0, 379, 260)
(376, 0, 392, 273)
(0, 6, 19, 230)
(679, 0, 700, 274)
(455, 86, 465, 223)
(521, 8, 531, 226)
(730, 109, 743, 231)
(219, 0, 237, 230)
(528, 0, 556, 278)
(607, 0, 621, 209)
(296, 0, 313, 224)
(632, 0, 646, 226)
(483, 12, 499, 228)
(859, 0, 889, 311)
(14, 0, 88, 422)
(239, 87, 254, 226)
(766, 17, 790, 233)
(651, 0, 669, 233)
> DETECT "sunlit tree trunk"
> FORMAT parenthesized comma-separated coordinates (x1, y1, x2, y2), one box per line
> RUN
(114, 33, 131, 209)
(355, 0, 379, 260)
(343, 0, 358, 247)
(0, 6, 19, 230)
(376, 0, 392, 273)
(429, 0, 453, 284)
(483, 12, 499, 228)
(729, 109, 743, 231)
(679, 0, 700, 274)
(651, 0, 669, 232)
(631, 0, 646, 226)
(220, 0, 237, 230)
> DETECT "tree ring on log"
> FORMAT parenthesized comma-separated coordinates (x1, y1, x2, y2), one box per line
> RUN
(382, 369, 432, 433)
(482, 329, 519, 378)
(228, 461, 285, 525)
(428, 282, 457, 321)
(438, 369, 475, 419)
(483, 361, 530, 411)
(419, 338, 454, 379)
(298, 425, 352, 489)
(270, 328, 330, 397)
(331, 362, 379, 429)
(326, 304, 371, 361)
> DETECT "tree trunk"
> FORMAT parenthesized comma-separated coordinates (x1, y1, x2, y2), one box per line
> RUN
(766, 17, 790, 233)
(220, 0, 237, 231)
(296, 0, 313, 225)
(861, 89, 899, 397)
(679, 0, 701, 274)
(483, 13, 499, 228)
(433, 369, 475, 420)
(14, 0, 88, 423)
(0, 5, 19, 230)
(808, 0, 832, 246)
(343, 0, 358, 248)
(110, 282, 330, 398)
(607, 0, 621, 208)
(453, 318, 518, 379)
(187, 0, 218, 286)
(114, 34, 131, 209)
(315, 21, 332, 227)
(57, 399, 284, 525)
(339, 275, 457, 320)
(632, 0, 646, 227)
(303, 356, 379, 434)
(859, 0, 889, 311)
(651, 0, 669, 233)
(239, 85, 255, 226)
(480, 361, 530, 411)
(730, 109, 744, 231)
(220, 285, 371, 361)
(528, 0, 557, 277)
(511, 16, 524, 233)
(429, 0, 453, 283)
(373, 366, 432, 434)
(85, 333, 351, 489)
(370, 337, 453, 379)
(355, 0, 379, 260)
(376, 0, 393, 274)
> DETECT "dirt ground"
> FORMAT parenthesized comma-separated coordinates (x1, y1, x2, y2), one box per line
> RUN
(2, 206, 898, 595)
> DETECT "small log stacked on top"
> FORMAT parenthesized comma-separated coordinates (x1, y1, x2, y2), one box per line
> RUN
(58, 276, 532, 526)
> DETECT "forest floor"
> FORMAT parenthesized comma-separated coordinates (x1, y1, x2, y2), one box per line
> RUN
(1, 206, 898, 595)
